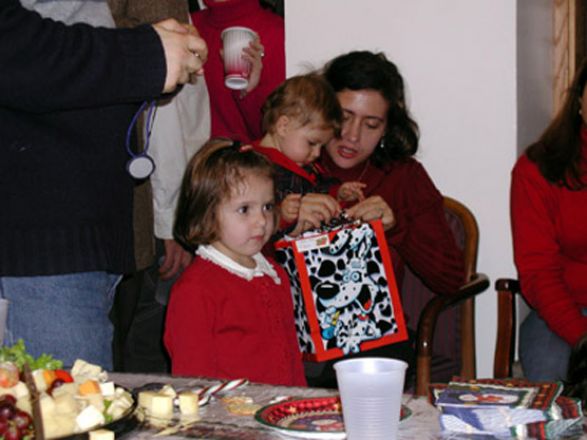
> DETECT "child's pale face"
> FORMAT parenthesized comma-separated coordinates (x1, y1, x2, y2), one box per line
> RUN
(277, 117, 334, 166)
(211, 173, 275, 268)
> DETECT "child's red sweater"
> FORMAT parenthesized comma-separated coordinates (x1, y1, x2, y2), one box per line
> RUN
(164, 256, 306, 386)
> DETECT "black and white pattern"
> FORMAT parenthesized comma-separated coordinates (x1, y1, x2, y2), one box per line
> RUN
(276, 222, 403, 359)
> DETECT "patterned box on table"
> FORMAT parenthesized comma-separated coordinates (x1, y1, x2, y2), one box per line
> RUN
(274, 219, 408, 362)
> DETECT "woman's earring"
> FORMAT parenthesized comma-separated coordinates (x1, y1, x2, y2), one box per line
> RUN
(379, 138, 385, 149)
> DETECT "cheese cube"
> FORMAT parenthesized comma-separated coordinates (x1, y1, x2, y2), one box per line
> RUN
(159, 384, 177, 398)
(32, 369, 48, 392)
(89, 429, 114, 440)
(71, 360, 107, 383)
(3, 381, 29, 400)
(16, 397, 32, 415)
(53, 393, 78, 415)
(99, 381, 115, 397)
(150, 394, 173, 419)
(76, 405, 105, 431)
(52, 382, 78, 399)
(44, 414, 76, 439)
(178, 391, 199, 417)
(114, 390, 133, 409)
(39, 393, 56, 416)
(137, 390, 158, 411)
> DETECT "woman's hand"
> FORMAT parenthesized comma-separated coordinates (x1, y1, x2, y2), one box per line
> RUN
(289, 193, 341, 237)
(243, 38, 265, 93)
(345, 195, 396, 231)
(337, 181, 366, 202)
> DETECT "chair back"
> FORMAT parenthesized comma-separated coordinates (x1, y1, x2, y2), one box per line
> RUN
(401, 196, 487, 395)
(493, 278, 520, 378)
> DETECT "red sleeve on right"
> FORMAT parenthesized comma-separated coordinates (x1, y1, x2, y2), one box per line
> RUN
(511, 156, 587, 345)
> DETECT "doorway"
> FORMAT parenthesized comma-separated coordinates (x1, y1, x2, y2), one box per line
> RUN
(553, 0, 586, 111)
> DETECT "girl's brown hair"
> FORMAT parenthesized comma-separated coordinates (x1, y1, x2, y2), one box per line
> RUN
(174, 138, 275, 250)
(526, 58, 587, 189)
(262, 73, 342, 135)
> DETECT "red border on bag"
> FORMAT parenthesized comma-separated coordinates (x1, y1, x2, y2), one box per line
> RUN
(278, 220, 408, 362)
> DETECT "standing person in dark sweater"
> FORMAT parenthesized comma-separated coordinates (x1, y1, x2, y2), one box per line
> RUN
(293, 51, 465, 387)
(0, 0, 207, 369)
(107, 0, 211, 373)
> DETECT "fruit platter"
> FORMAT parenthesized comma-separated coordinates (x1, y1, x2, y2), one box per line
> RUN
(0, 340, 135, 439)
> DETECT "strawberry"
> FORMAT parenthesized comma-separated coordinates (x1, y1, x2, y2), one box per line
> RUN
(54, 369, 73, 383)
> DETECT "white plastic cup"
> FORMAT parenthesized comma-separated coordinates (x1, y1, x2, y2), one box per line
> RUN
(0, 299, 8, 345)
(334, 357, 407, 440)
(220, 26, 257, 90)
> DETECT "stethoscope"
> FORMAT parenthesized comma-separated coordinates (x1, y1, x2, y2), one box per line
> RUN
(125, 100, 157, 180)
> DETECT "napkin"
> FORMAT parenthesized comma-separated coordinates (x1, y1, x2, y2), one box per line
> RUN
(432, 378, 584, 440)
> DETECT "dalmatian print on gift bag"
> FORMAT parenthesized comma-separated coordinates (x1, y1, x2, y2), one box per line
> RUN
(275, 219, 408, 362)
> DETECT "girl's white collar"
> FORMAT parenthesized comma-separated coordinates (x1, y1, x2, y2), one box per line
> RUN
(196, 245, 281, 285)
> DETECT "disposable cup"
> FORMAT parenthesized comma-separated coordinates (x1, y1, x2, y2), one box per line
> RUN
(220, 26, 257, 90)
(334, 357, 407, 440)
(0, 299, 8, 345)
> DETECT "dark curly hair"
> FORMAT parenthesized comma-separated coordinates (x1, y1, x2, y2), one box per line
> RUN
(323, 51, 419, 167)
(526, 58, 587, 190)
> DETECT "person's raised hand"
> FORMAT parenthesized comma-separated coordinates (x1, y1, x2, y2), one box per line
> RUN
(289, 193, 340, 237)
(345, 195, 396, 231)
(159, 239, 193, 280)
(152, 19, 208, 93)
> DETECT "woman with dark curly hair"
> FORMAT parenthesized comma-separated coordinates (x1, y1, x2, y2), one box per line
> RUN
(512, 58, 587, 382)
(296, 51, 465, 387)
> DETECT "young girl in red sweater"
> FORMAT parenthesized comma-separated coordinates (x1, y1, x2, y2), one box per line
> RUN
(164, 138, 306, 386)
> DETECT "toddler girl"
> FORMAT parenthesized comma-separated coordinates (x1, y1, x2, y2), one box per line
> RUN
(254, 73, 365, 236)
(164, 138, 306, 386)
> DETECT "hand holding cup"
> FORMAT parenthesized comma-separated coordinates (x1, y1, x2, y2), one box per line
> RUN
(221, 26, 258, 90)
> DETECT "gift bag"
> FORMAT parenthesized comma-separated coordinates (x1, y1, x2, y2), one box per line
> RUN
(275, 219, 408, 362)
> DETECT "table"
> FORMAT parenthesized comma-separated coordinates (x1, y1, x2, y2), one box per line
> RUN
(109, 373, 586, 440)
(110, 372, 441, 439)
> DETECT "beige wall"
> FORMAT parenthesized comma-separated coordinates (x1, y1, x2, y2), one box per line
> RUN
(285, 0, 552, 377)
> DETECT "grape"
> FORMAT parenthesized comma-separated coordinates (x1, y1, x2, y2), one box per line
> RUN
(4, 425, 21, 440)
(12, 411, 31, 430)
(0, 395, 16, 406)
(0, 418, 8, 434)
(48, 378, 65, 395)
(0, 403, 15, 421)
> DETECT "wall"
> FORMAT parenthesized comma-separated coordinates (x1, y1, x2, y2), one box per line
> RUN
(516, 0, 554, 337)
(285, 0, 546, 377)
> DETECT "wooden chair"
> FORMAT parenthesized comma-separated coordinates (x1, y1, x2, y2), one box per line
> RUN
(493, 278, 521, 379)
(401, 196, 490, 396)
